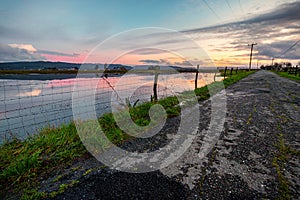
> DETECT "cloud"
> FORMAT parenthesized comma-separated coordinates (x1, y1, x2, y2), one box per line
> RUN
(174, 60, 192, 66)
(0, 43, 83, 62)
(258, 40, 300, 60)
(0, 43, 45, 62)
(244, 1, 300, 25)
(8, 44, 37, 52)
(38, 50, 80, 57)
(183, 1, 300, 34)
(181, 1, 300, 64)
(139, 59, 161, 64)
(139, 58, 197, 66)
(139, 59, 171, 65)
(131, 48, 166, 55)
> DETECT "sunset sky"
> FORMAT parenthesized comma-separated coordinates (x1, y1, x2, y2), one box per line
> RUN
(0, 0, 299, 67)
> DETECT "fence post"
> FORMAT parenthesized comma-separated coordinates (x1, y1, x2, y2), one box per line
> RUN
(214, 71, 217, 82)
(230, 68, 233, 76)
(295, 66, 298, 76)
(236, 67, 238, 74)
(224, 67, 227, 79)
(153, 66, 159, 101)
(195, 64, 199, 89)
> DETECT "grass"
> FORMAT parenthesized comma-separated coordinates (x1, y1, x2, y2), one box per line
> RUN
(270, 105, 300, 199)
(273, 71, 300, 83)
(0, 69, 255, 199)
(194, 70, 256, 100)
(0, 123, 85, 199)
(272, 133, 292, 200)
(272, 131, 300, 200)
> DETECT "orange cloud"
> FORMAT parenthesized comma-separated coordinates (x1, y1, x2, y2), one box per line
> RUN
(8, 44, 37, 52)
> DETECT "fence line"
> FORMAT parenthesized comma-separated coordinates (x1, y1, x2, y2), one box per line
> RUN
(0, 69, 225, 143)
(287, 66, 299, 76)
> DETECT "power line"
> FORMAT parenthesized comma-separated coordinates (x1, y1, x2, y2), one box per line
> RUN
(238, 0, 244, 14)
(202, 0, 221, 21)
(277, 39, 300, 58)
(225, 0, 234, 13)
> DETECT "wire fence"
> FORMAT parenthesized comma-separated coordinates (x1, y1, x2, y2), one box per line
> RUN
(0, 71, 219, 143)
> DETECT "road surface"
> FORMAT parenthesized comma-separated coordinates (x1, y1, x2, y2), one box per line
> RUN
(44, 70, 299, 199)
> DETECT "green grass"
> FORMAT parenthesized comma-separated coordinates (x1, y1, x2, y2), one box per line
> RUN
(194, 70, 256, 100)
(0, 69, 255, 199)
(0, 123, 86, 199)
(0, 97, 181, 199)
(273, 71, 300, 83)
(272, 133, 292, 200)
(271, 111, 300, 200)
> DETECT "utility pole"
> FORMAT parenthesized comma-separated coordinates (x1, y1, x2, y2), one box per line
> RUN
(248, 43, 257, 70)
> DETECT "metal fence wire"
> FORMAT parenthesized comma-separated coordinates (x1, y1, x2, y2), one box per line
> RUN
(0, 71, 217, 143)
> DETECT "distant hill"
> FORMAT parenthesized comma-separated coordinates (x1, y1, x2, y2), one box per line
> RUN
(0, 61, 79, 70)
(0, 61, 133, 71)
(0, 61, 200, 72)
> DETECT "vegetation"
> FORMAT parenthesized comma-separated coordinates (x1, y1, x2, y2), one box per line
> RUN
(272, 132, 293, 200)
(273, 71, 300, 83)
(270, 102, 300, 199)
(194, 70, 256, 100)
(0, 123, 85, 199)
(0, 69, 255, 199)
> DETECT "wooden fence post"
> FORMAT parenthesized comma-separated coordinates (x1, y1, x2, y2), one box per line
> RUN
(295, 66, 298, 76)
(236, 67, 238, 74)
(214, 71, 217, 82)
(195, 64, 199, 89)
(230, 68, 233, 76)
(153, 66, 159, 101)
(224, 67, 227, 79)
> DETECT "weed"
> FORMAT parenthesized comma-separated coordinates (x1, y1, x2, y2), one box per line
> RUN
(21, 189, 46, 200)
(247, 112, 253, 125)
(83, 168, 93, 176)
(52, 174, 63, 183)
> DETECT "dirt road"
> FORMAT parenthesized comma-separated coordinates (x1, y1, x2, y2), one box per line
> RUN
(48, 70, 300, 199)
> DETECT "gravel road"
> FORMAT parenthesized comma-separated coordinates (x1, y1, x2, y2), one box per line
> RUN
(44, 70, 299, 200)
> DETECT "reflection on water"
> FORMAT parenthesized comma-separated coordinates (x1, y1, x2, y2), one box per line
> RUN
(0, 72, 220, 143)
(19, 89, 42, 97)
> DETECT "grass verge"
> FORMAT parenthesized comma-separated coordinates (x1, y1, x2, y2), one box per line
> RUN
(194, 70, 256, 100)
(271, 132, 299, 200)
(272, 71, 300, 83)
(0, 70, 255, 199)
(271, 106, 300, 199)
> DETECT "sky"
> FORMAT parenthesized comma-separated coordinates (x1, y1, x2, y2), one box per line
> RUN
(0, 0, 299, 67)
